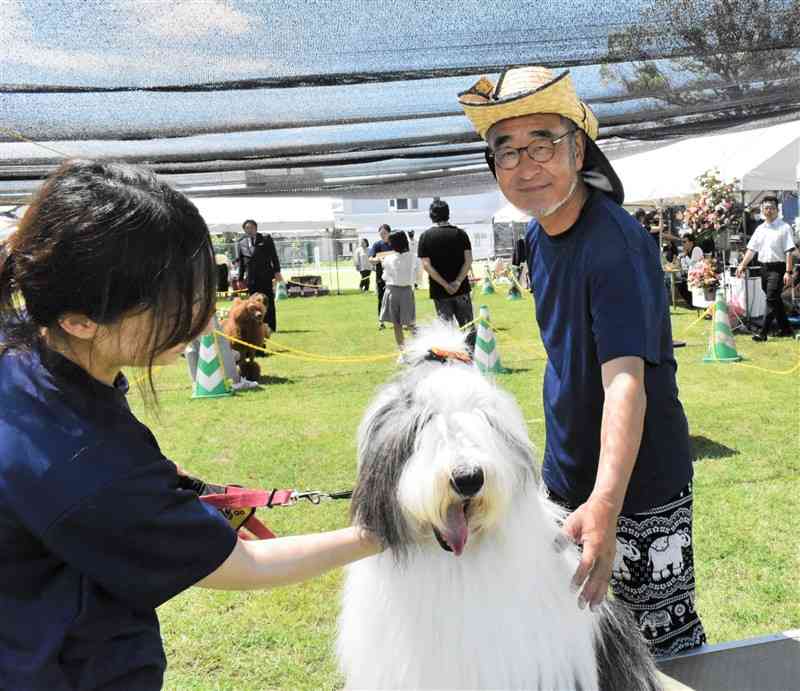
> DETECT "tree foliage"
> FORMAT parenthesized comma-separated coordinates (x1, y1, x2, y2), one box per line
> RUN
(601, 0, 800, 116)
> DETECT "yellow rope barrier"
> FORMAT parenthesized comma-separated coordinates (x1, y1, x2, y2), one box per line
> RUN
(698, 303, 800, 375)
(214, 330, 396, 363)
(677, 307, 713, 338)
(731, 356, 800, 376)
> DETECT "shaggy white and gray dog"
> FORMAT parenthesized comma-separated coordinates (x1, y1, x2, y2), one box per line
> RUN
(338, 323, 661, 690)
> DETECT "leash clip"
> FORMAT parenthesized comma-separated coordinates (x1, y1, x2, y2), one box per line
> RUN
(292, 490, 325, 505)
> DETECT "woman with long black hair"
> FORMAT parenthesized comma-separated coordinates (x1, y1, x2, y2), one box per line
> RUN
(0, 160, 378, 690)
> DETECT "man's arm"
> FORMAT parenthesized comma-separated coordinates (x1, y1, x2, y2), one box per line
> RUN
(737, 229, 762, 277)
(784, 230, 796, 287)
(561, 355, 646, 610)
(368, 243, 382, 266)
(420, 257, 453, 292)
(736, 249, 757, 277)
(449, 250, 473, 294)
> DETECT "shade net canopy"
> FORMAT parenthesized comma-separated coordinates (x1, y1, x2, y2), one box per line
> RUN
(2, 0, 799, 203)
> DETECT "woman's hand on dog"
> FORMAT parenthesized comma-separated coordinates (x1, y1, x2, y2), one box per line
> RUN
(561, 494, 619, 611)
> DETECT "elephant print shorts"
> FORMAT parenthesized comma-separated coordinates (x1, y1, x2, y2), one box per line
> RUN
(611, 483, 706, 657)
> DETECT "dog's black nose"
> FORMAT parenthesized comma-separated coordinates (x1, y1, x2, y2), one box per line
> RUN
(450, 466, 484, 497)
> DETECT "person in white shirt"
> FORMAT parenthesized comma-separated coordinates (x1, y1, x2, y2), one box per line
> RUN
(736, 196, 796, 341)
(676, 233, 704, 306)
(353, 238, 372, 292)
(680, 233, 704, 269)
(379, 231, 417, 357)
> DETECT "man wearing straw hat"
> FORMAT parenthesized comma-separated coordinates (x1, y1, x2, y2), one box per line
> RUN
(459, 67, 705, 656)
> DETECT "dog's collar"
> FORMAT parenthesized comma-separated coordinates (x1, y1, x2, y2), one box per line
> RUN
(425, 347, 472, 365)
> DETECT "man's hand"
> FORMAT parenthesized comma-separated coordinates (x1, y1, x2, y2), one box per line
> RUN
(784, 271, 792, 288)
(561, 494, 620, 610)
(445, 280, 461, 295)
(736, 265, 746, 278)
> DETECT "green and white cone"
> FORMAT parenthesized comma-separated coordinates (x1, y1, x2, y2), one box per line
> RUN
(507, 278, 522, 301)
(703, 290, 741, 363)
(276, 282, 288, 300)
(481, 276, 495, 295)
(192, 334, 233, 398)
(474, 305, 509, 374)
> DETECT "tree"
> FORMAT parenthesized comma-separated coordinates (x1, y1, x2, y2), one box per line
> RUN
(600, 0, 800, 126)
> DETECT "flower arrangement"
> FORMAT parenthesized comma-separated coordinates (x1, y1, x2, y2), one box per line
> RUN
(686, 258, 719, 292)
(683, 168, 742, 243)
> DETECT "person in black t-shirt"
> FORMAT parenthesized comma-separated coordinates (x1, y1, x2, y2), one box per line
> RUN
(417, 200, 475, 347)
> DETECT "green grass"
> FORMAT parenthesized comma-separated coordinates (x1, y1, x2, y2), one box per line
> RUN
(128, 288, 800, 690)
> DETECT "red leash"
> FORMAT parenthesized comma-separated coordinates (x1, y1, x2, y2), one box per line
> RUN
(199, 486, 353, 540)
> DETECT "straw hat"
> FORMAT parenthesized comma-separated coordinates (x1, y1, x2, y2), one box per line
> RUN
(458, 66, 623, 204)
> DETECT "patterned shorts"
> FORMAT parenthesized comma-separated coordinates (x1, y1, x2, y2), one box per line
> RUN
(553, 483, 706, 657)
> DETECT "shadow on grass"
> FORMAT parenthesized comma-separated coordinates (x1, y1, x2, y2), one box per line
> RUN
(257, 375, 293, 386)
(690, 435, 739, 461)
(499, 366, 533, 374)
(274, 329, 314, 334)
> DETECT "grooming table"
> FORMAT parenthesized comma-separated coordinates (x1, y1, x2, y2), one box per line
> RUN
(657, 629, 800, 690)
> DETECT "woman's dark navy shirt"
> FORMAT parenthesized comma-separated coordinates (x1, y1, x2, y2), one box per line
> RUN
(526, 189, 692, 514)
(0, 344, 237, 690)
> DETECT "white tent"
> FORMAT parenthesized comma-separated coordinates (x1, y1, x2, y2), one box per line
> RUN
(614, 120, 800, 206)
(190, 196, 335, 227)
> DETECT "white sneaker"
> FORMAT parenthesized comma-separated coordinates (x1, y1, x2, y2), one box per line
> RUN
(232, 379, 260, 391)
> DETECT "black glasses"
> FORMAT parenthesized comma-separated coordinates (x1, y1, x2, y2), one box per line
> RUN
(489, 128, 576, 170)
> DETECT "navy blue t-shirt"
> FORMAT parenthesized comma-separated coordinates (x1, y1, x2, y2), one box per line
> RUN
(526, 190, 692, 514)
(369, 239, 392, 284)
(0, 344, 237, 690)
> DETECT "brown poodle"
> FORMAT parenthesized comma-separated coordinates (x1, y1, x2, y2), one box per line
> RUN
(223, 293, 270, 382)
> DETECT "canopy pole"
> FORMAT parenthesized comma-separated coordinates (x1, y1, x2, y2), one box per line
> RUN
(333, 225, 341, 296)
(740, 191, 746, 238)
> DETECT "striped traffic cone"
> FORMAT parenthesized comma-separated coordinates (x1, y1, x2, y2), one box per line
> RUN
(474, 305, 509, 375)
(481, 276, 495, 295)
(276, 282, 288, 300)
(703, 290, 742, 363)
(507, 269, 524, 300)
(192, 334, 233, 398)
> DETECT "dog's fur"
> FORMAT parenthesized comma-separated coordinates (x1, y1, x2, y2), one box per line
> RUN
(338, 322, 661, 690)
(223, 293, 270, 382)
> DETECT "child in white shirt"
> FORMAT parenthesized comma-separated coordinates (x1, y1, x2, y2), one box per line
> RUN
(379, 231, 417, 357)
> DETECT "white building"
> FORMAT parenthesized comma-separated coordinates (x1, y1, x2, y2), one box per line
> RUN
(334, 192, 504, 260)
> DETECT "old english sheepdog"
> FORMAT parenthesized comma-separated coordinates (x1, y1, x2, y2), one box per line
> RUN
(337, 323, 661, 690)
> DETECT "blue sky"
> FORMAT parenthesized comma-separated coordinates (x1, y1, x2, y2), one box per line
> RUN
(3, 0, 646, 87)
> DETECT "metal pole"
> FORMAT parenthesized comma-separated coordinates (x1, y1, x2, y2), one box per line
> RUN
(740, 191, 751, 327)
(333, 225, 341, 295)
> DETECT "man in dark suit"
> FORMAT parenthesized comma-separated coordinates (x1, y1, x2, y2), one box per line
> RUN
(235, 219, 283, 332)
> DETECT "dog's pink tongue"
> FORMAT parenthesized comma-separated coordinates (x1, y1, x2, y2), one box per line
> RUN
(443, 503, 468, 556)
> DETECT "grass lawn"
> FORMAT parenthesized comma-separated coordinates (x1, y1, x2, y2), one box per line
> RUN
(128, 286, 800, 690)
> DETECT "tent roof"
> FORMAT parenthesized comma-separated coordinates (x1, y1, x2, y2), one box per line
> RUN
(191, 196, 335, 225)
(615, 120, 800, 205)
(3, 1, 800, 202)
